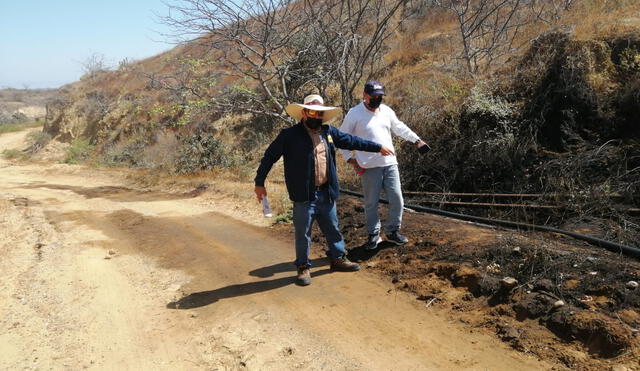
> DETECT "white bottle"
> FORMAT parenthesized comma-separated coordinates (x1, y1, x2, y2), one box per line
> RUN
(261, 196, 273, 217)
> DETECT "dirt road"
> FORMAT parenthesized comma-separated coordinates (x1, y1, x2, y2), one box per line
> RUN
(0, 129, 557, 370)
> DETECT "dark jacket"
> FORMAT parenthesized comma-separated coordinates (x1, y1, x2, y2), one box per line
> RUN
(255, 122, 382, 202)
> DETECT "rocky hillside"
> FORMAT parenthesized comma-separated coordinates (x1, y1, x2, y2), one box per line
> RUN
(41, 1, 640, 241)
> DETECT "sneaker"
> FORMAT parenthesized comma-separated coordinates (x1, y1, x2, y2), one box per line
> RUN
(296, 266, 311, 286)
(386, 231, 408, 245)
(364, 234, 383, 250)
(330, 256, 360, 272)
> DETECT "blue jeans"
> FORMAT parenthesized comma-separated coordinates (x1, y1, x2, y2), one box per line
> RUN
(361, 164, 403, 236)
(292, 188, 347, 267)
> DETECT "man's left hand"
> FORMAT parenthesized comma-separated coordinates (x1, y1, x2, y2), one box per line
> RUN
(416, 141, 431, 154)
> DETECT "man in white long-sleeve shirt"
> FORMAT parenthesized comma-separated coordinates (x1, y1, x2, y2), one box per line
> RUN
(340, 80, 429, 250)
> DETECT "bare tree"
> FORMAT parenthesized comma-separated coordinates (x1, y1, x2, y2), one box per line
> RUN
(303, 0, 410, 109)
(80, 53, 109, 80)
(433, 0, 566, 74)
(160, 0, 313, 122)
(140, 56, 218, 104)
(159, 0, 414, 119)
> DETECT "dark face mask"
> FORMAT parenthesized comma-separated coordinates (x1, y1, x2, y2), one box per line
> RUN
(367, 96, 383, 109)
(305, 117, 323, 129)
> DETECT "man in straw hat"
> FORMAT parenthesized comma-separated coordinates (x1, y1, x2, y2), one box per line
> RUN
(255, 94, 394, 286)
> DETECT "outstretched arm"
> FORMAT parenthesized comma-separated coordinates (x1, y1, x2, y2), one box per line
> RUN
(329, 126, 394, 155)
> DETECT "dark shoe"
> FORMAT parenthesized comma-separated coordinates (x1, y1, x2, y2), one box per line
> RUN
(386, 231, 408, 245)
(296, 266, 311, 286)
(330, 257, 360, 272)
(364, 234, 382, 250)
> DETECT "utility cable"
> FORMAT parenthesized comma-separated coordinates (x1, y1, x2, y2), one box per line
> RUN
(340, 189, 640, 259)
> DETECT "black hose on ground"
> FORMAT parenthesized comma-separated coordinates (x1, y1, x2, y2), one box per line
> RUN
(340, 189, 640, 259)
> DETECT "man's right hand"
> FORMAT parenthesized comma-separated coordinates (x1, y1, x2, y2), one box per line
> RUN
(416, 141, 431, 154)
(379, 146, 395, 156)
(254, 186, 267, 202)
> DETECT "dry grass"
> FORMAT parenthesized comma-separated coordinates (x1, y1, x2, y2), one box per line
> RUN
(382, 0, 640, 88)
(568, 0, 640, 39)
(386, 7, 458, 69)
(2, 149, 28, 161)
(0, 121, 43, 134)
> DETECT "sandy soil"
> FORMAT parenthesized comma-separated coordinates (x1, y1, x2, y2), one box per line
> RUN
(0, 128, 559, 370)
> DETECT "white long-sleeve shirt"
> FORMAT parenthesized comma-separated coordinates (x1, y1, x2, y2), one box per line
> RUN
(339, 102, 420, 168)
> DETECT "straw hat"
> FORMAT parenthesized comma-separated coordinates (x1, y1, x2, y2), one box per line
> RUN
(285, 94, 342, 122)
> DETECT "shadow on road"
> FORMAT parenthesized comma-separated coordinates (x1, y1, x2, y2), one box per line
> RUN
(248, 257, 330, 278)
(167, 268, 332, 309)
(346, 241, 397, 262)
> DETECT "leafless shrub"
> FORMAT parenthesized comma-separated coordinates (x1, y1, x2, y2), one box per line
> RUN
(140, 56, 218, 107)
(160, 0, 311, 121)
(464, 86, 518, 154)
(25, 131, 52, 153)
(117, 57, 135, 72)
(82, 90, 110, 117)
(432, 0, 568, 74)
(80, 53, 110, 80)
(535, 140, 640, 243)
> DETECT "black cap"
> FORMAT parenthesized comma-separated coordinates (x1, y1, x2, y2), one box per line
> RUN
(364, 80, 385, 96)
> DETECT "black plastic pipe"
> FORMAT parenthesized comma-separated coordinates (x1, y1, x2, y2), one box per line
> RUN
(340, 189, 640, 259)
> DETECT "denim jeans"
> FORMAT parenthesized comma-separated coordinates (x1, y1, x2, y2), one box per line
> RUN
(292, 188, 347, 267)
(361, 164, 403, 236)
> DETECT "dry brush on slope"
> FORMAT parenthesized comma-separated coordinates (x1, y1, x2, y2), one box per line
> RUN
(39, 1, 640, 239)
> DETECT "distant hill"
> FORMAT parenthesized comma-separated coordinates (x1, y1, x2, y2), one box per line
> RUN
(0, 88, 59, 123)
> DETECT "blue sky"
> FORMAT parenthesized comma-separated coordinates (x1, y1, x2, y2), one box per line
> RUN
(0, 1, 175, 89)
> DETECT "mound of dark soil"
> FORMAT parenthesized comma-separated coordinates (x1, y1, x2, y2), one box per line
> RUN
(274, 196, 640, 369)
